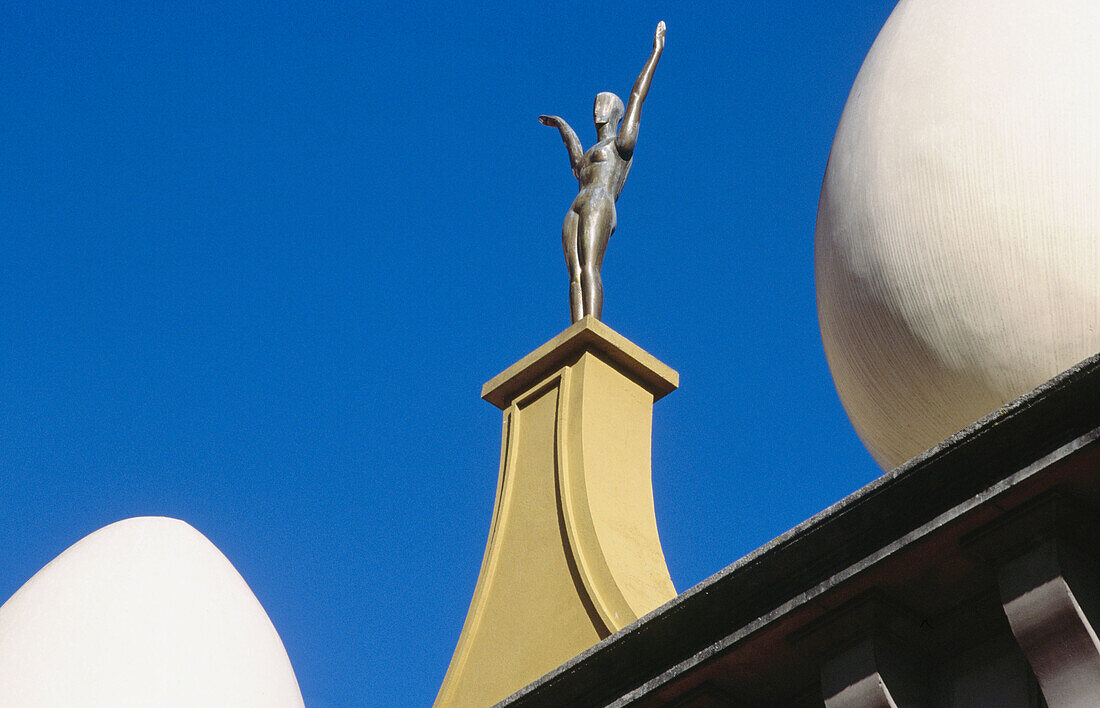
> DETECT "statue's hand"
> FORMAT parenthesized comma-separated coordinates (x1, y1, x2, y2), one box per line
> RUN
(654, 21, 666, 51)
(539, 115, 562, 127)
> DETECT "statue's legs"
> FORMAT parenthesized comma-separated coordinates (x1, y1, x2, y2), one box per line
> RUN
(577, 195, 615, 320)
(562, 210, 583, 323)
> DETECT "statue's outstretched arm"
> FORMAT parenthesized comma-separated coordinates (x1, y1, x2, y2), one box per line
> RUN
(539, 115, 585, 179)
(617, 21, 665, 159)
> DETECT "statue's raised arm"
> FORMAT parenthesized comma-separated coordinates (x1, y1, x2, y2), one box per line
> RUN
(616, 21, 665, 159)
(539, 115, 584, 180)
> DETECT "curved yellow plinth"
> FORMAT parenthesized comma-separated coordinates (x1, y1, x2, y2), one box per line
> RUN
(436, 318, 678, 707)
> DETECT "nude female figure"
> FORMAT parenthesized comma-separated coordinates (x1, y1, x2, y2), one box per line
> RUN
(539, 21, 665, 323)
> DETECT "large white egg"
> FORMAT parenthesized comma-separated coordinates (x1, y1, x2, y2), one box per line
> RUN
(0, 517, 305, 707)
(816, 0, 1100, 469)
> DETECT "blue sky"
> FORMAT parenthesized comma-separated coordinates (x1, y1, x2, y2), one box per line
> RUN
(1, 1, 898, 704)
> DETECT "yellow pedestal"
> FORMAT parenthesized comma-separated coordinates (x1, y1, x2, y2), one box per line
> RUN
(436, 317, 678, 707)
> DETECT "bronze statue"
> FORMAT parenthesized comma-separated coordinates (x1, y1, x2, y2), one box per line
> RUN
(540, 21, 666, 323)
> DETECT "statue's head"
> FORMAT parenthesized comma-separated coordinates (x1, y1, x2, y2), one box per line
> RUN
(593, 92, 625, 128)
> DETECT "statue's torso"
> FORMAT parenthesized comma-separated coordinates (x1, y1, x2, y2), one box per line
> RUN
(577, 138, 632, 201)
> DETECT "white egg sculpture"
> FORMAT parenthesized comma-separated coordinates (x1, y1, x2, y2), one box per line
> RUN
(816, 0, 1100, 469)
(0, 517, 305, 707)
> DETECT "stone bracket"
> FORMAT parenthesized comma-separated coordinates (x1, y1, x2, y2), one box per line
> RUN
(963, 492, 1100, 707)
(821, 635, 928, 708)
(999, 539, 1100, 706)
(798, 593, 931, 707)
